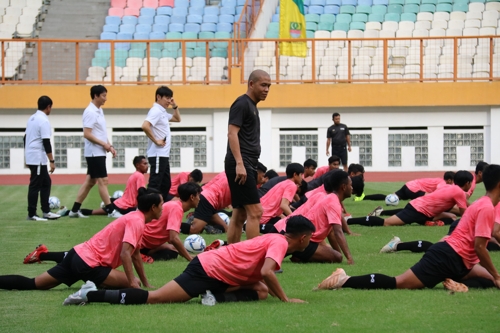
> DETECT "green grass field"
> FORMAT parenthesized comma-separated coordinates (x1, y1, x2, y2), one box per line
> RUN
(0, 182, 498, 333)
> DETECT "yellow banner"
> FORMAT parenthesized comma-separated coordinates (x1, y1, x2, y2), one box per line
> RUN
(279, 0, 307, 57)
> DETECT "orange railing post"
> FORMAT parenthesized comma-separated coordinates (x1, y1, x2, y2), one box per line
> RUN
(453, 37, 458, 82)
(146, 41, 151, 84)
(110, 41, 115, 85)
(1, 41, 5, 84)
(37, 40, 42, 84)
(383, 39, 387, 83)
(75, 41, 79, 84)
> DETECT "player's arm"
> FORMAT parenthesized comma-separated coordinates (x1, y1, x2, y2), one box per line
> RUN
(332, 224, 354, 264)
(170, 98, 181, 122)
(280, 198, 292, 216)
(120, 242, 142, 288)
(83, 127, 111, 151)
(141, 121, 164, 146)
(346, 134, 352, 151)
(227, 124, 246, 184)
(341, 216, 357, 236)
(131, 247, 152, 288)
(326, 229, 341, 252)
(474, 236, 500, 288)
(168, 230, 193, 261)
(492, 223, 500, 244)
(326, 138, 331, 156)
(261, 258, 304, 303)
(42, 138, 55, 173)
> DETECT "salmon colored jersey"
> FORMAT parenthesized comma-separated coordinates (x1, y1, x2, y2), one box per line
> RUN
(305, 184, 327, 198)
(313, 165, 329, 179)
(140, 200, 183, 249)
(198, 233, 288, 286)
(496, 204, 500, 224)
(410, 185, 467, 217)
(113, 171, 145, 209)
(260, 179, 297, 224)
(308, 193, 343, 243)
(74, 211, 145, 268)
(169, 172, 190, 196)
(405, 178, 447, 194)
(201, 172, 232, 210)
(466, 173, 477, 197)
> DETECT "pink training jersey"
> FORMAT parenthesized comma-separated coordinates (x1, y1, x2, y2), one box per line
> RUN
(466, 173, 477, 198)
(140, 200, 183, 249)
(260, 179, 298, 224)
(74, 211, 146, 269)
(308, 193, 343, 243)
(169, 172, 190, 196)
(201, 172, 232, 210)
(406, 178, 447, 194)
(113, 171, 145, 210)
(313, 165, 329, 179)
(305, 184, 327, 199)
(198, 233, 288, 286)
(410, 185, 468, 218)
(445, 196, 495, 269)
(496, 204, 500, 224)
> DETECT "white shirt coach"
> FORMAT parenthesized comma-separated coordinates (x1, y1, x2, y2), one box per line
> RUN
(145, 102, 173, 157)
(25, 110, 52, 165)
(83, 102, 108, 157)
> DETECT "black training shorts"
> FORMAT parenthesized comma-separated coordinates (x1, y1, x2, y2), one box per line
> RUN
(290, 241, 319, 263)
(86, 156, 107, 179)
(173, 257, 230, 297)
(395, 203, 430, 225)
(225, 162, 260, 208)
(395, 185, 425, 201)
(193, 194, 217, 224)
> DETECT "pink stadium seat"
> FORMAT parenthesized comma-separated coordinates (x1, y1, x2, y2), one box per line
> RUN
(124, 7, 140, 16)
(143, 0, 159, 8)
(127, 0, 143, 9)
(111, 0, 127, 9)
(108, 7, 125, 17)
(159, 0, 174, 7)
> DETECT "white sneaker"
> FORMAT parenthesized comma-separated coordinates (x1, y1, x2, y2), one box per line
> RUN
(63, 280, 97, 305)
(368, 206, 383, 217)
(380, 236, 401, 253)
(201, 290, 216, 306)
(69, 210, 89, 218)
(43, 212, 61, 220)
(108, 210, 123, 218)
(26, 215, 47, 221)
(56, 207, 69, 216)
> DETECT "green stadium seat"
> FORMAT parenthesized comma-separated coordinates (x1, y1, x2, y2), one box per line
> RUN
(404, 4, 420, 12)
(454, 0, 470, 5)
(214, 31, 231, 48)
(268, 22, 280, 32)
(385, 12, 401, 21)
(306, 21, 318, 31)
(306, 13, 320, 22)
(92, 58, 109, 67)
(368, 13, 385, 22)
(389, 0, 405, 4)
(95, 49, 111, 59)
(350, 21, 366, 30)
(149, 49, 162, 58)
(356, 5, 372, 13)
(320, 14, 336, 23)
(436, 3, 452, 11)
(131, 43, 147, 51)
(177, 48, 195, 58)
(469, 0, 485, 3)
(182, 32, 198, 49)
(388, 4, 403, 13)
(306, 30, 315, 38)
(340, 5, 356, 15)
(128, 49, 145, 58)
(162, 49, 178, 58)
(318, 21, 334, 30)
(372, 5, 388, 15)
(405, 0, 420, 4)
(452, 2, 469, 10)
(353, 13, 368, 22)
(437, 0, 451, 3)
(211, 48, 228, 57)
(194, 47, 208, 57)
(420, 3, 436, 11)
(401, 12, 417, 20)
(336, 13, 353, 23)
(165, 32, 182, 51)
(265, 31, 279, 38)
(333, 22, 350, 31)
(421, 0, 437, 4)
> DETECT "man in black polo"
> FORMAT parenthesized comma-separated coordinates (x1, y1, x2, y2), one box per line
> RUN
(326, 112, 351, 172)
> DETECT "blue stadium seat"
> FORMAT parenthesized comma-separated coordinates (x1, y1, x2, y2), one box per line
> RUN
(117, 32, 133, 39)
(201, 22, 217, 31)
(157, 7, 173, 16)
(169, 23, 185, 32)
(320, 13, 336, 22)
(211, 47, 228, 57)
(120, 24, 136, 34)
(237, 0, 245, 5)
(203, 14, 219, 23)
(214, 31, 231, 48)
(358, 0, 373, 5)
(189, 6, 204, 15)
(95, 49, 111, 59)
(153, 23, 169, 32)
(174, 7, 188, 16)
(308, 5, 325, 14)
(204, 6, 219, 15)
(221, 6, 236, 15)
(187, 14, 203, 23)
(272, 13, 279, 22)
(122, 16, 138, 25)
(131, 42, 147, 50)
(150, 31, 165, 39)
(372, 4, 388, 14)
(139, 16, 154, 25)
(182, 31, 198, 49)
(92, 57, 109, 67)
(373, 0, 389, 4)
(185, 23, 201, 33)
(140, 7, 156, 17)
(100, 32, 117, 40)
(324, 5, 340, 13)
(311, 0, 326, 5)
(103, 24, 119, 33)
(175, 0, 189, 8)
(133, 32, 149, 39)
(220, 14, 235, 23)
(342, 0, 357, 4)
(190, 0, 206, 7)
(222, 0, 237, 7)
(171, 15, 187, 24)
(236, 5, 244, 14)
(106, 16, 121, 25)
(136, 24, 152, 33)
(155, 15, 170, 25)
(217, 22, 233, 32)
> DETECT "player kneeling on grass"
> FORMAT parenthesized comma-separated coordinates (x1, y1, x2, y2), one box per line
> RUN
(63, 215, 316, 306)
(315, 164, 500, 293)
(1, 188, 162, 291)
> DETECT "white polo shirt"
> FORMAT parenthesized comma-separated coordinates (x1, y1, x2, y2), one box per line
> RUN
(83, 102, 108, 157)
(25, 110, 51, 165)
(145, 102, 173, 157)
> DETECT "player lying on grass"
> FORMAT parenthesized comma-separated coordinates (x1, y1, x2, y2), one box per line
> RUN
(165, 169, 203, 201)
(312, 155, 341, 179)
(268, 171, 355, 264)
(315, 164, 500, 292)
(258, 160, 313, 198)
(63, 215, 316, 306)
(347, 170, 471, 227)
(1, 188, 162, 291)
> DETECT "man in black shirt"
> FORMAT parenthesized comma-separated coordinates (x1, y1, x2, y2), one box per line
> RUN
(326, 112, 351, 172)
(225, 70, 271, 243)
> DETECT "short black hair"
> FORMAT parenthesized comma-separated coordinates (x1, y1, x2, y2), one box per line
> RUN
(189, 169, 203, 183)
(454, 170, 474, 187)
(90, 85, 107, 99)
(328, 155, 341, 164)
(257, 162, 267, 173)
(351, 175, 364, 197)
(348, 163, 365, 174)
(285, 215, 316, 236)
(155, 86, 173, 100)
(298, 179, 309, 195)
(178, 182, 202, 201)
(482, 164, 500, 191)
(475, 161, 489, 175)
(133, 155, 146, 167)
(304, 159, 317, 168)
(443, 171, 455, 182)
(37, 96, 53, 111)
(265, 169, 279, 179)
(332, 112, 340, 118)
(324, 170, 349, 192)
(285, 163, 304, 178)
(137, 187, 162, 213)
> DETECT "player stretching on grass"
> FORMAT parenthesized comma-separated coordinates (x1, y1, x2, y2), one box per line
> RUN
(312, 155, 341, 179)
(2, 188, 162, 291)
(315, 164, 500, 292)
(63, 216, 315, 306)
(165, 169, 203, 201)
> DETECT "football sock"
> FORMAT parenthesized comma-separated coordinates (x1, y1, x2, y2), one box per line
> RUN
(363, 194, 386, 201)
(461, 278, 495, 289)
(71, 202, 82, 213)
(343, 274, 397, 289)
(104, 204, 114, 214)
(487, 242, 500, 251)
(180, 223, 191, 235)
(150, 249, 179, 261)
(39, 251, 67, 263)
(80, 209, 93, 216)
(347, 216, 384, 226)
(380, 209, 404, 216)
(213, 290, 259, 303)
(0, 275, 36, 290)
(87, 289, 149, 305)
(396, 241, 433, 253)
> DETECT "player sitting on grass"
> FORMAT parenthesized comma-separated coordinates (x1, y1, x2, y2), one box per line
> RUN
(140, 182, 202, 263)
(312, 155, 341, 180)
(347, 170, 471, 227)
(303, 158, 317, 179)
(270, 171, 355, 264)
(165, 169, 203, 201)
(466, 161, 487, 199)
(63, 215, 316, 306)
(315, 164, 500, 292)
(2, 188, 162, 291)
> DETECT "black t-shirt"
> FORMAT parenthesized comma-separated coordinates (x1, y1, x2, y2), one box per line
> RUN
(307, 169, 342, 191)
(327, 123, 350, 146)
(225, 94, 261, 166)
(258, 176, 287, 198)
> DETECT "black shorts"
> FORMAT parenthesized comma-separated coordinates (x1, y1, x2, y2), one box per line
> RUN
(225, 162, 260, 208)
(447, 218, 461, 235)
(331, 146, 347, 166)
(395, 185, 425, 201)
(410, 241, 471, 288)
(290, 241, 319, 263)
(395, 203, 430, 225)
(193, 194, 217, 224)
(112, 203, 137, 215)
(173, 257, 230, 297)
(86, 156, 107, 179)
(260, 216, 281, 234)
(46, 248, 111, 287)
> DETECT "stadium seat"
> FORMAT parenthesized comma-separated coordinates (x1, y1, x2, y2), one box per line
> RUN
(324, 5, 341, 13)
(138, 16, 154, 25)
(109, 7, 125, 17)
(157, 6, 173, 15)
(401, 12, 417, 21)
(122, 15, 138, 25)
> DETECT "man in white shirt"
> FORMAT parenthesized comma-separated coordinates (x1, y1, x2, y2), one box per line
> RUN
(142, 86, 181, 201)
(69, 85, 117, 218)
(24, 96, 60, 221)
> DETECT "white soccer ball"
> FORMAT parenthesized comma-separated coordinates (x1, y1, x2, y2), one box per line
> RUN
(217, 212, 230, 225)
(100, 201, 105, 209)
(49, 196, 60, 210)
(385, 194, 400, 206)
(112, 190, 124, 199)
(184, 234, 206, 254)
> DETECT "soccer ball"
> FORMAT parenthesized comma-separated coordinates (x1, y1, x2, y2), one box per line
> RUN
(112, 190, 124, 199)
(385, 194, 399, 206)
(184, 234, 206, 254)
(217, 212, 230, 225)
(49, 196, 60, 210)
(100, 201, 106, 209)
